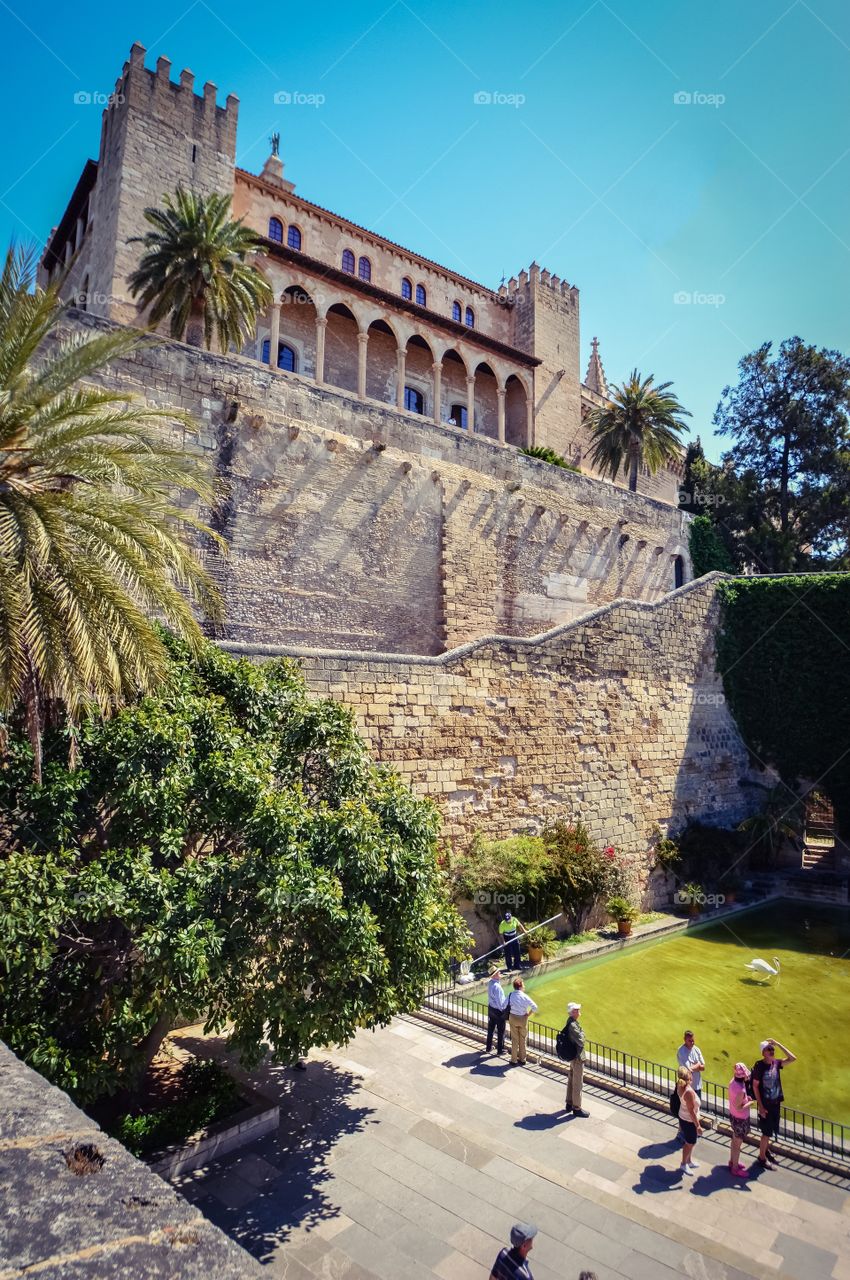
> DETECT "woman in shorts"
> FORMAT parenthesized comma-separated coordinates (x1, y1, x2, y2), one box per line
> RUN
(728, 1062, 755, 1177)
(676, 1065, 702, 1175)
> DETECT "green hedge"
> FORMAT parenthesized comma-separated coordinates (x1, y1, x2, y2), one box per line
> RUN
(689, 514, 734, 577)
(717, 575, 850, 824)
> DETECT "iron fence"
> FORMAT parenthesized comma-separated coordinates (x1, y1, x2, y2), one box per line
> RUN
(422, 984, 850, 1166)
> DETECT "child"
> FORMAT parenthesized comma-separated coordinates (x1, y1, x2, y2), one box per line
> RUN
(728, 1062, 756, 1177)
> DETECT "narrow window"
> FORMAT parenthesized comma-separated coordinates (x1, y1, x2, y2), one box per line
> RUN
(262, 340, 298, 372)
(79, 275, 89, 311)
(287, 225, 302, 250)
(268, 217, 283, 244)
(465, 306, 475, 328)
(401, 277, 412, 300)
(342, 249, 355, 274)
(404, 386, 425, 414)
(415, 283, 426, 306)
(262, 338, 271, 363)
(674, 555, 685, 589)
(358, 255, 371, 281)
(452, 301, 462, 322)
(191, 143, 197, 163)
(449, 403, 468, 430)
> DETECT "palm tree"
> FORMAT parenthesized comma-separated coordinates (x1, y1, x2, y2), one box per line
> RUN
(738, 785, 801, 868)
(585, 370, 691, 492)
(128, 189, 273, 350)
(0, 244, 222, 778)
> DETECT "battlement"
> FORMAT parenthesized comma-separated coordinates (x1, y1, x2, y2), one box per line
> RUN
(500, 262, 579, 307)
(101, 42, 239, 159)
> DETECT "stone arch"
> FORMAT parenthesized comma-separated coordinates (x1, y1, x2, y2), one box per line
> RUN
(403, 333, 434, 417)
(473, 360, 499, 439)
(505, 373, 529, 447)
(365, 317, 400, 404)
(324, 302, 359, 394)
(277, 284, 317, 378)
(440, 347, 469, 429)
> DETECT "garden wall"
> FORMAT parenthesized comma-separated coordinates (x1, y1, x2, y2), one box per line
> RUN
(226, 576, 765, 872)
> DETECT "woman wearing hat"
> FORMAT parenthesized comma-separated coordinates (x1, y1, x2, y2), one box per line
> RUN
(727, 1063, 756, 1177)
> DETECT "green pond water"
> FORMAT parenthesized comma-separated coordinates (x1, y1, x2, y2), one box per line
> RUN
(478, 902, 850, 1123)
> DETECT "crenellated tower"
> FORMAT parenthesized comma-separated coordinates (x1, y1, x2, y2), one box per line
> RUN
(501, 263, 582, 460)
(46, 43, 239, 324)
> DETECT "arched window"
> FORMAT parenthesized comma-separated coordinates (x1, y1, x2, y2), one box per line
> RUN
(674, 555, 685, 589)
(287, 225, 302, 250)
(401, 277, 412, 300)
(268, 217, 283, 244)
(358, 255, 371, 281)
(341, 248, 355, 274)
(415, 283, 426, 306)
(452, 301, 462, 322)
(465, 306, 475, 328)
(262, 340, 298, 372)
(450, 403, 468, 430)
(404, 386, 425, 414)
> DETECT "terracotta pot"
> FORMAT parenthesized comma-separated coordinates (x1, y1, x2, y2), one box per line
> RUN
(527, 945, 544, 965)
(617, 920, 632, 936)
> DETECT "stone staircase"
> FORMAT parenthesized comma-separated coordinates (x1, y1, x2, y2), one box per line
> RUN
(801, 789, 836, 871)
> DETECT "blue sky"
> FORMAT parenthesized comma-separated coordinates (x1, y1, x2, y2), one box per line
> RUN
(2, 0, 849, 460)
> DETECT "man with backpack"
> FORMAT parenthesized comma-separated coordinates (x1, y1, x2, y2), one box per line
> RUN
(558, 1001, 589, 1117)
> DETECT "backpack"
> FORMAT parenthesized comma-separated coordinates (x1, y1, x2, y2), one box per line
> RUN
(669, 1087, 681, 1117)
(556, 1024, 577, 1062)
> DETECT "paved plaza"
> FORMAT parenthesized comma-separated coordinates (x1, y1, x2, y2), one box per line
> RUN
(171, 1019, 850, 1280)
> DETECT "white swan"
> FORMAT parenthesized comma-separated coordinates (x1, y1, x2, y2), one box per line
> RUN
(745, 957, 781, 978)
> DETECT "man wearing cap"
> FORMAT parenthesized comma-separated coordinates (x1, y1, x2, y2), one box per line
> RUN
(485, 963, 508, 1055)
(752, 1036, 796, 1168)
(489, 1222, 538, 1280)
(565, 1001, 589, 1117)
(498, 911, 526, 971)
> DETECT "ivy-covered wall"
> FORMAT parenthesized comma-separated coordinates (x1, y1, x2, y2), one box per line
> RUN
(717, 575, 850, 826)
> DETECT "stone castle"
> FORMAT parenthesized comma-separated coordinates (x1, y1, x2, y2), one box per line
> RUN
(39, 45, 762, 868)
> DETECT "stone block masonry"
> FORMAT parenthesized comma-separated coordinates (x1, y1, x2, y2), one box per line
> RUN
(226, 576, 763, 857)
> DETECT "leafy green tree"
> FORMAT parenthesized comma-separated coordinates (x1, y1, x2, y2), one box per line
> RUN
(714, 338, 850, 571)
(689, 514, 735, 577)
(0, 244, 219, 779)
(128, 189, 273, 350)
(446, 834, 561, 922)
(0, 636, 468, 1102)
(520, 445, 579, 472)
(585, 369, 690, 492)
(541, 820, 609, 934)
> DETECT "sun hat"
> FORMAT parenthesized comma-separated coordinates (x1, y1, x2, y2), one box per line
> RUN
(760, 1040, 773, 1051)
(488, 962, 502, 976)
(510, 1223, 538, 1247)
(567, 1001, 581, 1012)
(733, 1062, 750, 1079)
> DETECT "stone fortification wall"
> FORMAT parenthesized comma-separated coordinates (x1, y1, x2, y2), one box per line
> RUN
(226, 577, 761, 857)
(65, 313, 691, 656)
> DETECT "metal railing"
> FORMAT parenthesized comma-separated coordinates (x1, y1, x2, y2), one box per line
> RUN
(422, 984, 850, 1166)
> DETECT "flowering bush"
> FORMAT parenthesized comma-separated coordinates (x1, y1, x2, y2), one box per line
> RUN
(603, 847, 641, 907)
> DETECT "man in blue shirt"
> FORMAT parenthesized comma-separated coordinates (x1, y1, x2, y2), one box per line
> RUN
(489, 1222, 538, 1280)
(485, 963, 508, 1055)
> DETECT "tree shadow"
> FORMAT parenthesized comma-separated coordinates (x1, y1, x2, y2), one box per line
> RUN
(169, 1032, 374, 1263)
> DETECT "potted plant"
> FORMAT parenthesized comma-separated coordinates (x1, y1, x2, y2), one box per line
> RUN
(606, 896, 639, 936)
(523, 924, 557, 966)
(682, 882, 704, 917)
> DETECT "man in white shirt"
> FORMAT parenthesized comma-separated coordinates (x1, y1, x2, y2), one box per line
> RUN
(676, 1029, 706, 1139)
(485, 964, 508, 1055)
(507, 978, 538, 1066)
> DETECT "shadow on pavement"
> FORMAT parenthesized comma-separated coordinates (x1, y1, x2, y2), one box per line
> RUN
(171, 1032, 374, 1263)
(638, 1136, 684, 1159)
(632, 1163, 686, 1194)
(514, 1111, 568, 1131)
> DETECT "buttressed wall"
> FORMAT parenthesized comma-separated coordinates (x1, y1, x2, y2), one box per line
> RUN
(68, 313, 691, 655)
(229, 577, 759, 861)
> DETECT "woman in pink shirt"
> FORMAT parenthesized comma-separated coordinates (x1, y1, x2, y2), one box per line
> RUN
(728, 1062, 756, 1177)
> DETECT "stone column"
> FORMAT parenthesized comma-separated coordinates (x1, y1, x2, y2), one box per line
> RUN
(396, 347, 407, 410)
(525, 392, 534, 446)
(269, 302, 280, 369)
(497, 386, 506, 444)
(315, 316, 327, 384)
(431, 361, 442, 425)
(466, 375, 476, 434)
(357, 331, 369, 399)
